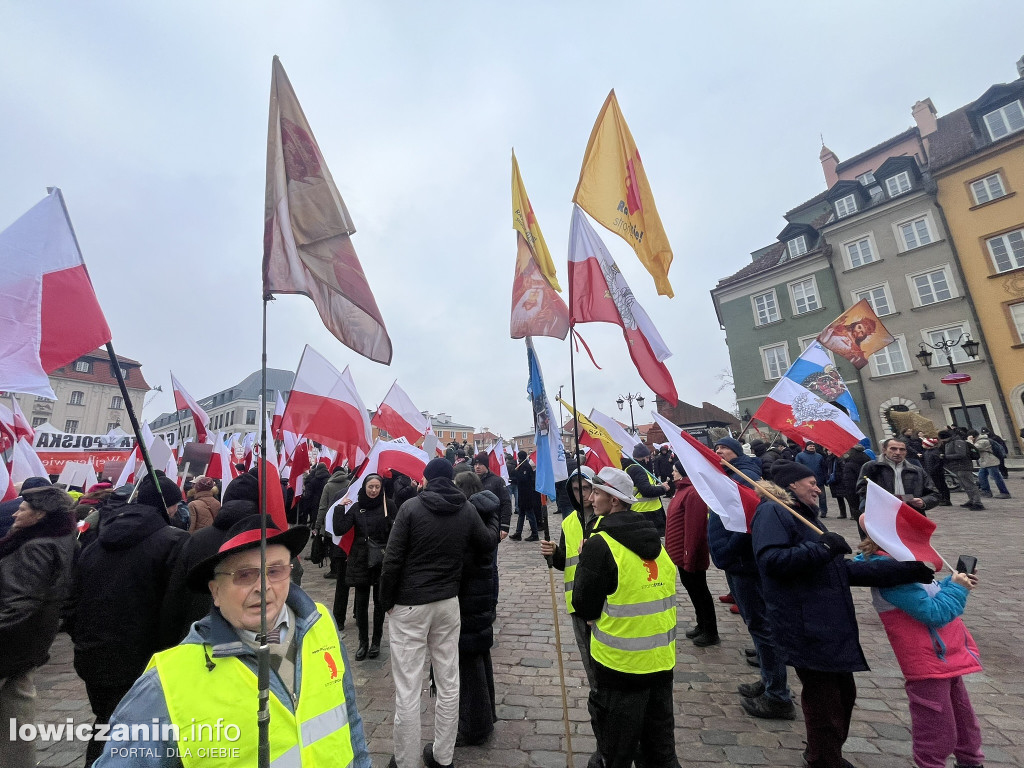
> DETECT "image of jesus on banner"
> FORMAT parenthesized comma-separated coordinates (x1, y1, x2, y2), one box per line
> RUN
(817, 299, 895, 369)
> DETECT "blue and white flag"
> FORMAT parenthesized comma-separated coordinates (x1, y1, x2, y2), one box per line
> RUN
(525, 338, 567, 498)
(784, 341, 860, 422)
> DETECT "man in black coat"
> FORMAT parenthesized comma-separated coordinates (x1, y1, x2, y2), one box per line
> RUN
(651, 444, 674, 483)
(298, 460, 330, 527)
(855, 438, 940, 517)
(69, 473, 189, 767)
(473, 453, 512, 539)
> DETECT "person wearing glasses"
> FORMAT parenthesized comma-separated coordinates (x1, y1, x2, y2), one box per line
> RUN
(93, 516, 371, 767)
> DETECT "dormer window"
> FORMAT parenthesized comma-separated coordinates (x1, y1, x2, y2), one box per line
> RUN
(856, 171, 875, 186)
(885, 171, 912, 197)
(834, 194, 857, 218)
(983, 100, 1024, 140)
(787, 236, 808, 259)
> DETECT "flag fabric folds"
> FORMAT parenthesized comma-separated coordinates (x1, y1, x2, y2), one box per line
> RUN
(371, 381, 431, 444)
(558, 398, 621, 470)
(11, 437, 49, 484)
(170, 371, 210, 444)
(569, 205, 678, 406)
(784, 341, 860, 422)
(258, 414, 289, 531)
(280, 345, 372, 467)
(863, 480, 943, 571)
(0, 189, 112, 398)
(0, 460, 14, 503)
(0, 404, 16, 454)
(487, 439, 510, 483)
(753, 377, 866, 456)
(272, 391, 287, 439)
(263, 56, 392, 365)
(588, 407, 641, 454)
(9, 398, 35, 442)
(573, 90, 674, 297)
(525, 338, 568, 499)
(286, 440, 312, 498)
(817, 299, 895, 370)
(652, 412, 759, 533)
(510, 152, 569, 340)
(205, 432, 237, 487)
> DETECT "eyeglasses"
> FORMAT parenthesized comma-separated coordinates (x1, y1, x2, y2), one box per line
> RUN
(214, 563, 293, 587)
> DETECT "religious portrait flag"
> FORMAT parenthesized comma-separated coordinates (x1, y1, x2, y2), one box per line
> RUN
(817, 299, 895, 370)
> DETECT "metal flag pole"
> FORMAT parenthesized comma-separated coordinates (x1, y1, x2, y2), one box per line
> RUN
(257, 298, 271, 768)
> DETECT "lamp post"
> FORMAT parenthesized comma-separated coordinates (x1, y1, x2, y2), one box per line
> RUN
(914, 333, 981, 431)
(616, 392, 645, 435)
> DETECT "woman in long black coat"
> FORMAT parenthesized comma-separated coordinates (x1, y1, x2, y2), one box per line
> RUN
(332, 473, 395, 660)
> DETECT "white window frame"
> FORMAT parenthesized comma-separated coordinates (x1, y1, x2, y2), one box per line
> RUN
(73, 360, 90, 373)
(907, 264, 957, 307)
(1010, 301, 1024, 344)
(921, 323, 974, 367)
(986, 229, 1024, 273)
(856, 171, 875, 186)
(983, 100, 1024, 141)
(32, 417, 47, 428)
(787, 235, 808, 259)
(110, 395, 123, 409)
(885, 171, 912, 197)
(970, 173, 1006, 205)
(69, 390, 85, 406)
(760, 342, 791, 380)
(787, 276, 821, 315)
(797, 334, 837, 364)
(751, 289, 781, 326)
(869, 335, 911, 377)
(65, 419, 80, 434)
(834, 194, 857, 218)
(842, 234, 877, 269)
(894, 213, 936, 252)
(852, 282, 895, 317)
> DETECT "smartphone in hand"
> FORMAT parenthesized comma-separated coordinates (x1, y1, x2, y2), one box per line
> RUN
(956, 555, 978, 575)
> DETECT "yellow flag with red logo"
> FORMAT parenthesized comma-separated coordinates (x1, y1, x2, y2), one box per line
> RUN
(512, 151, 560, 291)
(573, 90, 674, 298)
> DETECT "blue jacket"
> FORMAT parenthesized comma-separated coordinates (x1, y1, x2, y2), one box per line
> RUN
(794, 450, 827, 485)
(94, 585, 370, 768)
(725, 455, 762, 489)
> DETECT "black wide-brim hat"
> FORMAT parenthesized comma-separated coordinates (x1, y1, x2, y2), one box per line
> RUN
(186, 518, 310, 592)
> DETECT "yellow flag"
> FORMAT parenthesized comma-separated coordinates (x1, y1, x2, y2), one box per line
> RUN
(573, 90, 674, 298)
(512, 151, 560, 291)
(558, 398, 622, 469)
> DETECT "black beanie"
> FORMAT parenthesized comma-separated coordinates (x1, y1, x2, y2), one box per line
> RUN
(771, 460, 814, 489)
(423, 457, 454, 483)
(632, 443, 651, 459)
(137, 473, 183, 509)
(473, 452, 489, 467)
(222, 471, 259, 504)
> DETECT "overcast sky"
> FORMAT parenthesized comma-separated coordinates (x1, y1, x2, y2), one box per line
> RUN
(3, 2, 1022, 439)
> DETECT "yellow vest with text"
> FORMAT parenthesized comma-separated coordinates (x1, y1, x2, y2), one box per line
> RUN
(148, 602, 353, 768)
(589, 532, 677, 675)
(561, 512, 585, 613)
(631, 464, 664, 514)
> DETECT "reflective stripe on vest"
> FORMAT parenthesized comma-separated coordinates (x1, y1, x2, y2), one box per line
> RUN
(589, 533, 677, 674)
(149, 602, 353, 768)
(631, 464, 663, 513)
(561, 512, 585, 613)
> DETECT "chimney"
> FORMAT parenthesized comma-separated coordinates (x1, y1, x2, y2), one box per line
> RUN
(1017, 54, 1024, 79)
(912, 98, 938, 137)
(820, 144, 839, 188)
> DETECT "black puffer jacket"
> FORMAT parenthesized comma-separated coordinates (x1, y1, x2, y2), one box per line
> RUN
(70, 503, 188, 685)
(459, 491, 499, 654)
(299, 463, 331, 522)
(380, 477, 499, 612)
(841, 446, 871, 500)
(477, 469, 513, 534)
(332, 485, 395, 587)
(0, 510, 77, 678)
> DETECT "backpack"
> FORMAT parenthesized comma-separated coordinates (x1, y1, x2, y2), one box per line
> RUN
(990, 439, 1006, 460)
(170, 502, 190, 530)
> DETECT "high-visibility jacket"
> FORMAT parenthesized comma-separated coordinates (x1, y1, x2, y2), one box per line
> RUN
(148, 602, 353, 768)
(561, 512, 585, 613)
(630, 464, 664, 514)
(589, 533, 677, 675)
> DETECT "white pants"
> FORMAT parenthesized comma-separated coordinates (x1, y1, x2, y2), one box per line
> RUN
(389, 598, 461, 768)
(0, 671, 38, 768)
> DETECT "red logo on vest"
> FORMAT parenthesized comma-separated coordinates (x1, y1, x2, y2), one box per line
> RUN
(324, 651, 338, 679)
(642, 559, 658, 582)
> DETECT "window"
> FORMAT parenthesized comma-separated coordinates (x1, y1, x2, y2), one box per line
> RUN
(898, 216, 933, 250)
(106, 422, 119, 432)
(69, 391, 85, 405)
(751, 290, 780, 326)
(970, 173, 1006, 205)
(885, 171, 912, 197)
(857, 171, 876, 186)
(923, 325, 973, 366)
(110, 396, 123, 409)
(787, 236, 808, 259)
(983, 100, 1024, 141)
(834, 194, 857, 218)
(32, 417, 46, 428)
(870, 337, 910, 376)
(986, 229, 1024, 273)
(74, 360, 91, 373)
(910, 267, 955, 306)
(853, 284, 894, 316)
(761, 343, 791, 380)
(1011, 302, 1024, 343)
(65, 419, 80, 434)
(788, 277, 820, 314)
(245, 409, 257, 425)
(844, 237, 876, 269)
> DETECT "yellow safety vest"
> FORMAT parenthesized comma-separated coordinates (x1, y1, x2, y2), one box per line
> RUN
(589, 532, 677, 675)
(630, 463, 664, 514)
(561, 512, 585, 613)
(148, 602, 354, 768)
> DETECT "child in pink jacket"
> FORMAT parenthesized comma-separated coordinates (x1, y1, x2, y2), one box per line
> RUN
(857, 536, 983, 768)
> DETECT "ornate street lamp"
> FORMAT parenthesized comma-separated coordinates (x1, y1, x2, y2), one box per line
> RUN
(914, 333, 980, 430)
(617, 392, 645, 435)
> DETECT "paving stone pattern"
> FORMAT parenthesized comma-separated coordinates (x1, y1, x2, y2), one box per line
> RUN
(32, 479, 1024, 767)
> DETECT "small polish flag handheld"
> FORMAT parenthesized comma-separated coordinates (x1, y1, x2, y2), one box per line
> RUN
(170, 372, 210, 444)
(863, 480, 943, 571)
(488, 439, 510, 483)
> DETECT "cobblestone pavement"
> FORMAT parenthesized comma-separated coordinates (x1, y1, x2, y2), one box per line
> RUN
(31, 477, 1024, 767)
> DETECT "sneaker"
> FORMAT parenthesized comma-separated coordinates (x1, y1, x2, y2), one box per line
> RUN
(509, 534, 522, 541)
(737, 681, 765, 698)
(996, 493, 1012, 499)
(718, 593, 735, 604)
(740, 694, 796, 720)
(423, 742, 454, 768)
(692, 632, 720, 647)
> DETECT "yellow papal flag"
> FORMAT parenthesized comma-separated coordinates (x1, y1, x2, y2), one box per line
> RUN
(558, 398, 622, 470)
(573, 89, 674, 298)
(512, 151, 560, 291)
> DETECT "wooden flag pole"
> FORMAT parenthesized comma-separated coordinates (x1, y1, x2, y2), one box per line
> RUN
(716, 456, 824, 535)
(541, 503, 574, 768)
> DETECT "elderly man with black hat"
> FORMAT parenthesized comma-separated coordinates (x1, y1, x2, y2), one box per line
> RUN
(752, 460, 935, 768)
(572, 467, 680, 768)
(623, 443, 670, 536)
(94, 515, 370, 767)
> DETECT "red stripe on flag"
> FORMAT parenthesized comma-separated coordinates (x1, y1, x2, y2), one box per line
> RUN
(39, 265, 112, 372)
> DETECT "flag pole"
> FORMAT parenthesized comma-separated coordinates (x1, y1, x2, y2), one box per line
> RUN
(717, 456, 823, 534)
(257, 298, 271, 768)
(171, 376, 186, 460)
(541, 512, 575, 768)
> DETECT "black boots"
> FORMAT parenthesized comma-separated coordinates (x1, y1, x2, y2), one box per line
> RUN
(354, 642, 368, 661)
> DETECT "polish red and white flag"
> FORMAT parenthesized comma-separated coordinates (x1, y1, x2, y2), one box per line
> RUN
(258, 415, 289, 531)
(10, 398, 35, 442)
(170, 372, 210, 444)
(863, 480, 943, 571)
(286, 440, 312, 499)
(753, 376, 866, 457)
(0, 459, 15, 503)
(371, 381, 430, 444)
(0, 189, 112, 399)
(205, 433, 237, 486)
(488, 439, 510, 483)
(11, 437, 49, 485)
(280, 345, 372, 467)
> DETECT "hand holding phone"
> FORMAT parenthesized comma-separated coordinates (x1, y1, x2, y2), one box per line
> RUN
(956, 554, 978, 575)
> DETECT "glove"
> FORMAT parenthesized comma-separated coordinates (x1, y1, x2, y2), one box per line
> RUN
(819, 531, 852, 557)
(905, 561, 935, 584)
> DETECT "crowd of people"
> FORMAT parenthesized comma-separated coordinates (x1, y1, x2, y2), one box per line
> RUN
(0, 424, 1003, 768)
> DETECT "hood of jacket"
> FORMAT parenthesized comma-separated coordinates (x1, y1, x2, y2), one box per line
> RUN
(595, 510, 662, 560)
(418, 477, 471, 515)
(98, 503, 171, 551)
(468, 490, 500, 516)
(212, 500, 259, 531)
